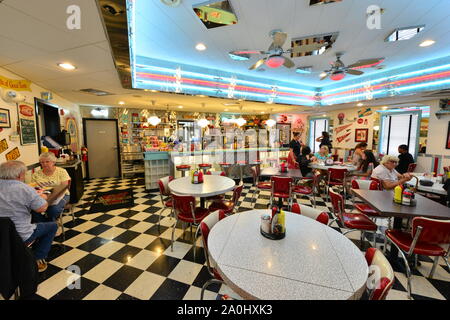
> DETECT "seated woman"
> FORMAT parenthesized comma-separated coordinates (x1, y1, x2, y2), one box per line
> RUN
(311, 145, 331, 162)
(32, 152, 71, 223)
(298, 146, 313, 177)
(353, 150, 379, 178)
(371, 155, 412, 190)
(350, 142, 367, 167)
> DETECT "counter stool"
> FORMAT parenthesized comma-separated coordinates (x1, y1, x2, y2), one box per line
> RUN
(176, 165, 191, 177)
(219, 162, 233, 176)
(198, 163, 212, 173)
(236, 161, 247, 184)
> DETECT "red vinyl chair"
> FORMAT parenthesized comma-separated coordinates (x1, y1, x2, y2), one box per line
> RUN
(157, 176, 174, 231)
(250, 166, 271, 207)
(199, 210, 228, 300)
(365, 248, 395, 300)
(385, 217, 450, 299)
(176, 165, 191, 177)
(370, 177, 384, 190)
(290, 203, 329, 225)
(170, 194, 210, 251)
(208, 183, 244, 216)
(270, 176, 293, 209)
(351, 179, 381, 217)
(326, 168, 348, 201)
(198, 163, 212, 173)
(407, 163, 417, 173)
(292, 173, 319, 208)
(329, 189, 378, 248)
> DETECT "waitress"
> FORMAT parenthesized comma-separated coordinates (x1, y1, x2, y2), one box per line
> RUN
(288, 132, 303, 167)
(316, 131, 332, 152)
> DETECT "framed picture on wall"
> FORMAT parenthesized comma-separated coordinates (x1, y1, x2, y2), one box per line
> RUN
(446, 121, 450, 149)
(355, 128, 369, 143)
(0, 108, 11, 128)
(17, 103, 37, 145)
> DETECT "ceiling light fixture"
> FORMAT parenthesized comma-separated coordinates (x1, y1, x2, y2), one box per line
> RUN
(266, 119, 276, 128)
(178, 105, 183, 109)
(195, 43, 207, 51)
(235, 117, 247, 127)
(419, 40, 435, 47)
(148, 100, 161, 126)
(118, 101, 125, 105)
(57, 62, 76, 71)
(357, 103, 364, 107)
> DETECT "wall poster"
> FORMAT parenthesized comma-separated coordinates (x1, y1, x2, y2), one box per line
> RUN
(17, 102, 37, 145)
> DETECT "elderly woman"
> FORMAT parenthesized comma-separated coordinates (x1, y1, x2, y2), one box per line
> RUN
(32, 152, 71, 223)
(371, 154, 412, 190)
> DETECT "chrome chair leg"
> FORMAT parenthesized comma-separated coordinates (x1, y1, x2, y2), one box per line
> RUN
(193, 226, 201, 262)
(170, 218, 178, 252)
(429, 256, 440, 279)
(201, 279, 224, 300)
(388, 238, 413, 299)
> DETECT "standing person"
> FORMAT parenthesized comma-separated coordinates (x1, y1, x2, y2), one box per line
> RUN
(0, 161, 57, 272)
(316, 131, 332, 152)
(396, 145, 414, 174)
(32, 152, 71, 224)
(289, 132, 303, 166)
(350, 142, 368, 167)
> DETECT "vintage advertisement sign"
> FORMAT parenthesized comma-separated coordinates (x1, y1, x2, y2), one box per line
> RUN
(0, 75, 31, 91)
(0, 139, 8, 154)
(5, 147, 20, 161)
(17, 103, 37, 145)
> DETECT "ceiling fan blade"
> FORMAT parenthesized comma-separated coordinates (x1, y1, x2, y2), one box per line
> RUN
(283, 57, 295, 68)
(348, 58, 384, 69)
(291, 42, 328, 54)
(346, 69, 364, 76)
(230, 50, 266, 55)
(320, 73, 329, 81)
(249, 58, 267, 70)
(269, 32, 288, 50)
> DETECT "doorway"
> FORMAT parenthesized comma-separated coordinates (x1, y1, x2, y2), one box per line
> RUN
(83, 118, 121, 179)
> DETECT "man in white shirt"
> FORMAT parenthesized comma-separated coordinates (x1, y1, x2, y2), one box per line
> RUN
(371, 155, 412, 190)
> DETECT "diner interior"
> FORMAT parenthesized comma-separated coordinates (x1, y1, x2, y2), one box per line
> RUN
(1, 0, 450, 301)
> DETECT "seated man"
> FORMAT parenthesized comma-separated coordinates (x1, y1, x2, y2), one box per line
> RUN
(0, 160, 57, 272)
(371, 155, 412, 190)
(396, 144, 415, 174)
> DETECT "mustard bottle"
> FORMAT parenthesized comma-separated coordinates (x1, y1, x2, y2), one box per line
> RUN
(394, 185, 403, 204)
(278, 209, 286, 233)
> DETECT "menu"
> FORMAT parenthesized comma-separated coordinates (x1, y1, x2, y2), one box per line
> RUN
(17, 103, 37, 145)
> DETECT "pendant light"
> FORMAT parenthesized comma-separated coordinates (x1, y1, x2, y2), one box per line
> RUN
(147, 100, 161, 126)
(236, 105, 246, 127)
(197, 103, 210, 128)
(266, 108, 276, 127)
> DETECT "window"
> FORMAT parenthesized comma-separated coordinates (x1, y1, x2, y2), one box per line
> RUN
(380, 113, 420, 157)
(309, 118, 328, 153)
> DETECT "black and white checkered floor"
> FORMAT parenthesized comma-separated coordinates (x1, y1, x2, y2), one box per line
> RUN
(31, 177, 450, 300)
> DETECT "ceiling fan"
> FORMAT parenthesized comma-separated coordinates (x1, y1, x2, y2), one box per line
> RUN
(320, 53, 384, 81)
(229, 30, 327, 71)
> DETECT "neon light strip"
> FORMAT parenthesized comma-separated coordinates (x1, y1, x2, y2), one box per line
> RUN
(136, 72, 315, 102)
(136, 64, 316, 95)
(322, 63, 450, 95)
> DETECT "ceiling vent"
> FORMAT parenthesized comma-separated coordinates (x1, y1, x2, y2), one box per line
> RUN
(161, 0, 182, 7)
(310, 0, 342, 6)
(193, 0, 237, 29)
(101, 2, 125, 16)
(78, 89, 115, 96)
(291, 32, 338, 57)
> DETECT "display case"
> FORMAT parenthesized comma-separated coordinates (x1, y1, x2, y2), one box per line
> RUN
(144, 151, 170, 190)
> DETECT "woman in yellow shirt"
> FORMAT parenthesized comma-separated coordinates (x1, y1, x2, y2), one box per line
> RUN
(32, 152, 71, 222)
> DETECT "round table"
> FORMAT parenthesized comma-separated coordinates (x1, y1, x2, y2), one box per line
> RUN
(208, 210, 368, 300)
(168, 175, 236, 207)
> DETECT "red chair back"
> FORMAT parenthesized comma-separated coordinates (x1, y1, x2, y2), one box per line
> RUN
(412, 217, 450, 246)
(370, 177, 383, 190)
(287, 151, 298, 169)
(200, 210, 227, 250)
(328, 168, 347, 182)
(329, 189, 345, 222)
(172, 193, 196, 221)
(407, 163, 417, 173)
(351, 179, 380, 191)
(158, 176, 174, 196)
(331, 154, 339, 161)
(231, 183, 244, 205)
(206, 171, 226, 176)
(365, 248, 395, 300)
(271, 176, 292, 194)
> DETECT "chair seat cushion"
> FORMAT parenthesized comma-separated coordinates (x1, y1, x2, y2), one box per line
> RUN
(273, 192, 290, 198)
(257, 182, 272, 190)
(199, 163, 212, 167)
(354, 203, 379, 216)
(176, 165, 191, 170)
(179, 207, 210, 223)
(293, 185, 312, 194)
(209, 201, 233, 213)
(329, 180, 344, 186)
(386, 229, 446, 256)
(342, 213, 377, 231)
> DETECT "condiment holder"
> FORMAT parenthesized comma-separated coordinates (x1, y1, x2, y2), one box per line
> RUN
(260, 206, 286, 240)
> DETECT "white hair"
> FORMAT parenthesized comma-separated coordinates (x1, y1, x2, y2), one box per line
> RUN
(39, 152, 57, 163)
(0, 160, 27, 180)
(381, 154, 399, 165)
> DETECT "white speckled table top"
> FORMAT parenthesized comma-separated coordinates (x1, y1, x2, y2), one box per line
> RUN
(168, 175, 236, 198)
(208, 210, 368, 300)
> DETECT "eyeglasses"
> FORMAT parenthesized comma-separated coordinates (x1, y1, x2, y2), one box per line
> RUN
(388, 160, 398, 164)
